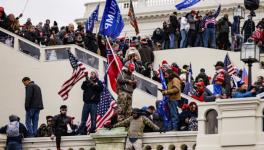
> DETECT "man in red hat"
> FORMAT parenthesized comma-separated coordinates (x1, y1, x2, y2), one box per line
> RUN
(191, 81, 205, 102)
(204, 74, 227, 102)
(116, 63, 137, 122)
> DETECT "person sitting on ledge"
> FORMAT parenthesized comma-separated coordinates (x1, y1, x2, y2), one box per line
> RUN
(232, 81, 256, 98)
(105, 108, 161, 150)
(37, 115, 53, 137)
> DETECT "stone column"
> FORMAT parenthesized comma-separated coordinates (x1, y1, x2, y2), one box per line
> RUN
(217, 98, 260, 147)
(91, 127, 127, 150)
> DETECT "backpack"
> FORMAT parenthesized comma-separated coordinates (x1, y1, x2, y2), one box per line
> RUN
(6, 121, 20, 137)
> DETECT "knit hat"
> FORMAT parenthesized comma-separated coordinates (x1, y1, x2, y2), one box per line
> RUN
(9, 115, 19, 122)
(216, 74, 225, 82)
(215, 61, 224, 67)
(162, 60, 168, 65)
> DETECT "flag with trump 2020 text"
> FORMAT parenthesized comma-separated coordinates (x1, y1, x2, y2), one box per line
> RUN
(86, 4, 100, 33)
(99, 0, 125, 39)
(58, 50, 88, 100)
(176, 0, 200, 10)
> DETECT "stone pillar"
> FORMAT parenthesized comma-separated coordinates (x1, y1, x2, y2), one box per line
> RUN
(91, 127, 127, 150)
(217, 99, 260, 147)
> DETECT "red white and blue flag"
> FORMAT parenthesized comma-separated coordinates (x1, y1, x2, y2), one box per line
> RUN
(242, 67, 248, 85)
(86, 42, 123, 129)
(58, 50, 88, 100)
(224, 53, 236, 76)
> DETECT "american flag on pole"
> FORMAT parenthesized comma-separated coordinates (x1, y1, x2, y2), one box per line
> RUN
(128, 0, 139, 35)
(224, 53, 235, 76)
(86, 76, 117, 129)
(86, 42, 122, 130)
(58, 50, 88, 100)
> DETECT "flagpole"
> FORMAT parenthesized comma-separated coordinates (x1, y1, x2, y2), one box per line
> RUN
(105, 36, 123, 76)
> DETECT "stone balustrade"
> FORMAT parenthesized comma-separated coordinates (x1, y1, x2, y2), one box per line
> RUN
(0, 128, 197, 150)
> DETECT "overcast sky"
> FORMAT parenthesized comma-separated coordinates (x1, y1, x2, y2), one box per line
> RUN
(0, 0, 90, 27)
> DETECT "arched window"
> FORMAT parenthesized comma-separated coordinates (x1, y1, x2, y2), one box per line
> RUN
(205, 109, 218, 134)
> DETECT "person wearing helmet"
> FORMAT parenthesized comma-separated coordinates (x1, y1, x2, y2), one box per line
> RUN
(109, 108, 160, 150)
(116, 63, 137, 122)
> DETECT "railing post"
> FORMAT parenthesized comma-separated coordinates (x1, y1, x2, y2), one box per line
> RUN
(91, 127, 127, 150)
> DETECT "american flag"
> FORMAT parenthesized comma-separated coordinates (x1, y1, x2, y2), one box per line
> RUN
(128, 0, 139, 35)
(58, 50, 88, 100)
(224, 53, 235, 76)
(86, 81, 117, 129)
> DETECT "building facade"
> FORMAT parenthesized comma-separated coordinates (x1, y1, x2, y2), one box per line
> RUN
(75, 0, 264, 37)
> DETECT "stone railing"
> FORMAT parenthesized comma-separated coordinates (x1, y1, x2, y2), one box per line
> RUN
(0, 128, 197, 150)
(196, 98, 264, 150)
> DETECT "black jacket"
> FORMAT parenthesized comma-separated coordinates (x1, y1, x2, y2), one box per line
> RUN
(81, 78, 103, 104)
(25, 81, 44, 110)
(139, 45, 154, 64)
(242, 19, 255, 35)
(52, 114, 72, 136)
(0, 122, 28, 144)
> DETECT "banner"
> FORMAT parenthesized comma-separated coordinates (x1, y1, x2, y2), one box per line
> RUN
(175, 0, 200, 10)
(99, 0, 124, 39)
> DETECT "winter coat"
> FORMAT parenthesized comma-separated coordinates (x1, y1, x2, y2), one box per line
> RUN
(217, 17, 231, 33)
(203, 87, 217, 102)
(180, 17, 190, 31)
(138, 45, 154, 64)
(25, 81, 43, 110)
(168, 15, 180, 34)
(152, 28, 165, 44)
(242, 19, 255, 35)
(117, 70, 137, 94)
(187, 13, 196, 30)
(231, 16, 241, 36)
(52, 114, 72, 136)
(81, 78, 103, 104)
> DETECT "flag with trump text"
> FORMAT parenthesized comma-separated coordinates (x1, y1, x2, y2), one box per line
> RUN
(99, 0, 124, 39)
(176, 0, 200, 10)
(58, 50, 88, 100)
(128, 0, 139, 35)
(224, 53, 235, 76)
(86, 4, 100, 33)
(86, 75, 117, 129)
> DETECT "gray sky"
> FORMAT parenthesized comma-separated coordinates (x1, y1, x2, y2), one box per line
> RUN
(0, 0, 90, 27)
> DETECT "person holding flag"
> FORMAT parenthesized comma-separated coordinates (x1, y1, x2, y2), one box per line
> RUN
(78, 71, 103, 135)
(160, 69, 181, 131)
(116, 63, 137, 122)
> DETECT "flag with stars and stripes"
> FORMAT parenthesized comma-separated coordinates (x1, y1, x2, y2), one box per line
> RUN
(224, 53, 235, 76)
(86, 72, 117, 129)
(58, 50, 88, 100)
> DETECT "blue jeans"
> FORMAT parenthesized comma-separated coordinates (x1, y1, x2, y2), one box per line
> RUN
(7, 141, 22, 150)
(180, 30, 188, 48)
(25, 108, 40, 137)
(169, 33, 175, 49)
(78, 103, 97, 134)
(195, 33, 203, 47)
(203, 28, 216, 48)
(168, 100, 179, 130)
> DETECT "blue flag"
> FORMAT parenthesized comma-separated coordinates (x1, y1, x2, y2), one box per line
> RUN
(86, 4, 100, 33)
(156, 67, 171, 130)
(176, 0, 200, 10)
(99, 0, 124, 39)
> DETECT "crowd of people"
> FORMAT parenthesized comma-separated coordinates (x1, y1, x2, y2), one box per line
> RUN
(1, 5, 264, 150)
